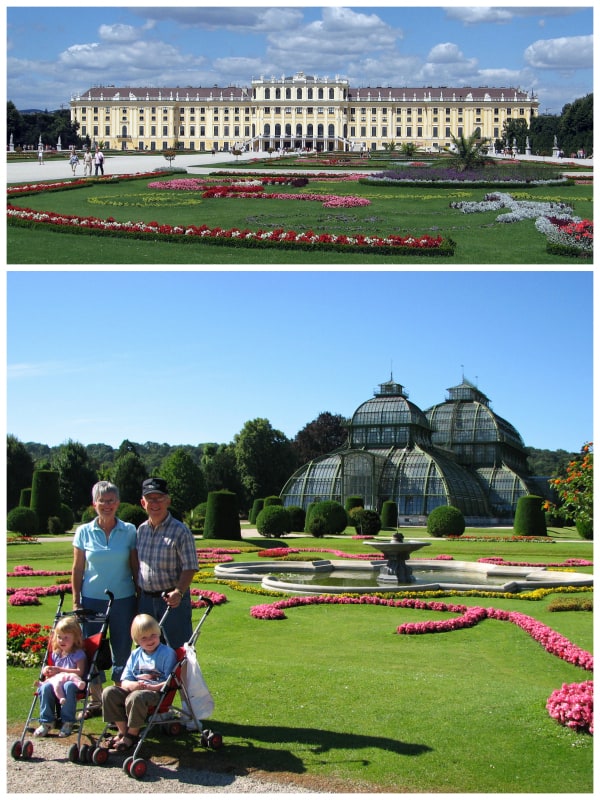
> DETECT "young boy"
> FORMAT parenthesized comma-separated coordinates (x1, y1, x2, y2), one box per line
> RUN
(101, 614, 177, 752)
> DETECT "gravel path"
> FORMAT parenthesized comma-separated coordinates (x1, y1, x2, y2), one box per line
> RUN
(6, 734, 318, 794)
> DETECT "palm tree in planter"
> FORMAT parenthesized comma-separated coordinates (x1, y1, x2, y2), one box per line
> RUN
(448, 129, 489, 171)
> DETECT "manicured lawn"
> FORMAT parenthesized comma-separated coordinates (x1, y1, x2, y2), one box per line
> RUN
(7, 175, 592, 264)
(6, 530, 593, 792)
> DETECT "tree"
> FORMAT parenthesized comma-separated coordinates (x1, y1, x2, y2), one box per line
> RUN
(529, 114, 561, 155)
(159, 448, 205, 513)
(201, 443, 244, 497)
(234, 418, 296, 501)
(7, 434, 34, 510)
(448, 130, 488, 171)
(111, 451, 148, 505)
(292, 412, 348, 465)
(558, 94, 593, 156)
(502, 118, 529, 153)
(545, 443, 593, 530)
(52, 440, 98, 515)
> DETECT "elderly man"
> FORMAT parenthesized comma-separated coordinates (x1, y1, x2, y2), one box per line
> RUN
(136, 478, 199, 648)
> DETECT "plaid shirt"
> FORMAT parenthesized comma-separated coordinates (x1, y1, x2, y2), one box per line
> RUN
(137, 513, 198, 593)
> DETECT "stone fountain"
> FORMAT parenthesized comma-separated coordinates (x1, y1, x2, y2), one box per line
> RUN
(363, 534, 431, 583)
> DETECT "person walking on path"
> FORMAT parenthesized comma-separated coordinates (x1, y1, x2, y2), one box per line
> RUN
(136, 478, 199, 649)
(69, 151, 79, 175)
(83, 148, 93, 176)
(94, 147, 104, 176)
(71, 481, 139, 717)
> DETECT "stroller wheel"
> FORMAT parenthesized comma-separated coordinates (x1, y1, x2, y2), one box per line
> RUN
(68, 743, 80, 763)
(201, 729, 223, 749)
(11, 740, 25, 759)
(129, 758, 148, 780)
(123, 756, 134, 775)
(79, 744, 91, 763)
(92, 747, 109, 766)
(22, 740, 34, 759)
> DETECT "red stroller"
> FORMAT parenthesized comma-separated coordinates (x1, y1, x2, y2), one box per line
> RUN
(91, 595, 222, 780)
(11, 589, 114, 763)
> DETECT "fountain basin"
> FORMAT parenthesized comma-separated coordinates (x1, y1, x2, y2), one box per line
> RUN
(214, 556, 593, 595)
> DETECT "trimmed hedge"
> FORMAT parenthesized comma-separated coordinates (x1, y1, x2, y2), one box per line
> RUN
(427, 505, 466, 537)
(305, 500, 348, 537)
(30, 469, 62, 534)
(513, 495, 547, 537)
(7, 506, 39, 537)
(256, 505, 291, 538)
(203, 490, 241, 540)
(380, 500, 398, 529)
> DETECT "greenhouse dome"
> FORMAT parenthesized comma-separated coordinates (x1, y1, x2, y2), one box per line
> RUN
(280, 377, 548, 524)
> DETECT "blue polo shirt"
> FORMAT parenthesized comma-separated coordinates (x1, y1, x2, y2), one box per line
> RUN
(73, 517, 137, 600)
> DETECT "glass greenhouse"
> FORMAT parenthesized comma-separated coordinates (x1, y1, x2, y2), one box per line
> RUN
(280, 377, 547, 523)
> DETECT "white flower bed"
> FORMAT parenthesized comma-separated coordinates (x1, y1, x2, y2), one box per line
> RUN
(451, 192, 578, 224)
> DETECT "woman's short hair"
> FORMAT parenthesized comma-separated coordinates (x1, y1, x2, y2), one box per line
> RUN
(91, 481, 120, 503)
(130, 614, 161, 644)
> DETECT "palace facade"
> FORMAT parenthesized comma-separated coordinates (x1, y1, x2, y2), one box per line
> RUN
(70, 71, 539, 153)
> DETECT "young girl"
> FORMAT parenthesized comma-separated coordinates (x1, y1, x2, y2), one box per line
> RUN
(101, 614, 177, 752)
(34, 616, 87, 738)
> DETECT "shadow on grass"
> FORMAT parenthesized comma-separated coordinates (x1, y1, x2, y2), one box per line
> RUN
(177, 720, 433, 776)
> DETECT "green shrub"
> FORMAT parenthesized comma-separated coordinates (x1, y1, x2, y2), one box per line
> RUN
(256, 505, 291, 538)
(345, 496, 363, 513)
(249, 498, 264, 525)
(513, 495, 547, 536)
(286, 505, 306, 532)
(380, 500, 398, 529)
(59, 503, 75, 532)
(19, 488, 32, 507)
(306, 500, 348, 537)
(47, 515, 66, 535)
(7, 506, 39, 537)
(351, 508, 382, 536)
(81, 505, 96, 523)
(263, 495, 283, 507)
(30, 469, 62, 533)
(204, 490, 241, 540)
(427, 505, 466, 537)
(304, 502, 318, 532)
(575, 518, 593, 540)
(189, 502, 208, 533)
(117, 502, 147, 528)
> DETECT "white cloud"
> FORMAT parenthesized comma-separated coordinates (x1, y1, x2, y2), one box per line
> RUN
(99, 24, 141, 44)
(135, 7, 302, 33)
(444, 7, 580, 25)
(524, 35, 593, 69)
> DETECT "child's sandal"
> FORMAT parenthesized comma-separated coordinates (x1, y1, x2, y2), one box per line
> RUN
(114, 734, 139, 752)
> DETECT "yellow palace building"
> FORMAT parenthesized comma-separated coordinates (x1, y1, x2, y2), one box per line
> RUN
(70, 71, 539, 153)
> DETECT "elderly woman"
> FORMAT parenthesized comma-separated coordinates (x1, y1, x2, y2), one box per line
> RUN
(71, 481, 139, 717)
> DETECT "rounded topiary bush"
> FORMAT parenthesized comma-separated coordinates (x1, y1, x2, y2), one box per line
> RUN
(48, 515, 66, 535)
(575, 519, 593, 540)
(427, 505, 465, 537)
(80, 505, 96, 523)
(117, 502, 148, 528)
(513, 495, 547, 536)
(59, 503, 75, 533)
(256, 505, 291, 538)
(306, 500, 348, 537)
(380, 500, 398, 530)
(249, 498, 264, 525)
(263, 495, 283, 507)
(7, 506, 39, 537)
(203, 490, 241, 540)
(345, 496, 363, 513)
(350, 508, 382, 537)
(286, 505, 306, 533)
(189, 502, 208, 533)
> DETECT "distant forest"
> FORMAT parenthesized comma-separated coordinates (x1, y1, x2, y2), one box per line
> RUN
(22, 439, 577, 480)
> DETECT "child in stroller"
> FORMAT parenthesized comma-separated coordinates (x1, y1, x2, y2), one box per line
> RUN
(101, 613, 177, 753)
(34, 615, 87, 738)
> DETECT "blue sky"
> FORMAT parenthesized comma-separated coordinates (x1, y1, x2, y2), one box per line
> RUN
(6, 4, 593, 114)
(6, 271, 593, 453)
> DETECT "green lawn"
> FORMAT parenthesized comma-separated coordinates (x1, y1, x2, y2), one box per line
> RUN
(6, 531, 593, 792)
(7, 176, 592, 264)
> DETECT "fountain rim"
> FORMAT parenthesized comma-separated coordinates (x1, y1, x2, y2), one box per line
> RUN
(214, 557, 593, 595)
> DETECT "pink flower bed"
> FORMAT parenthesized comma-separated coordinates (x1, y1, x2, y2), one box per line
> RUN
(546, 680, 593, 734)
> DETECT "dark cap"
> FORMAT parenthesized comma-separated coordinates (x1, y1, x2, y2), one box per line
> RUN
(142, 477, 169, 496)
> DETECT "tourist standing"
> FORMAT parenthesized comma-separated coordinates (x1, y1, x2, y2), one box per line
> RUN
(94, 147, 104, 176)
(72, 481, 138, 716)
(136, 478, 199, 649)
